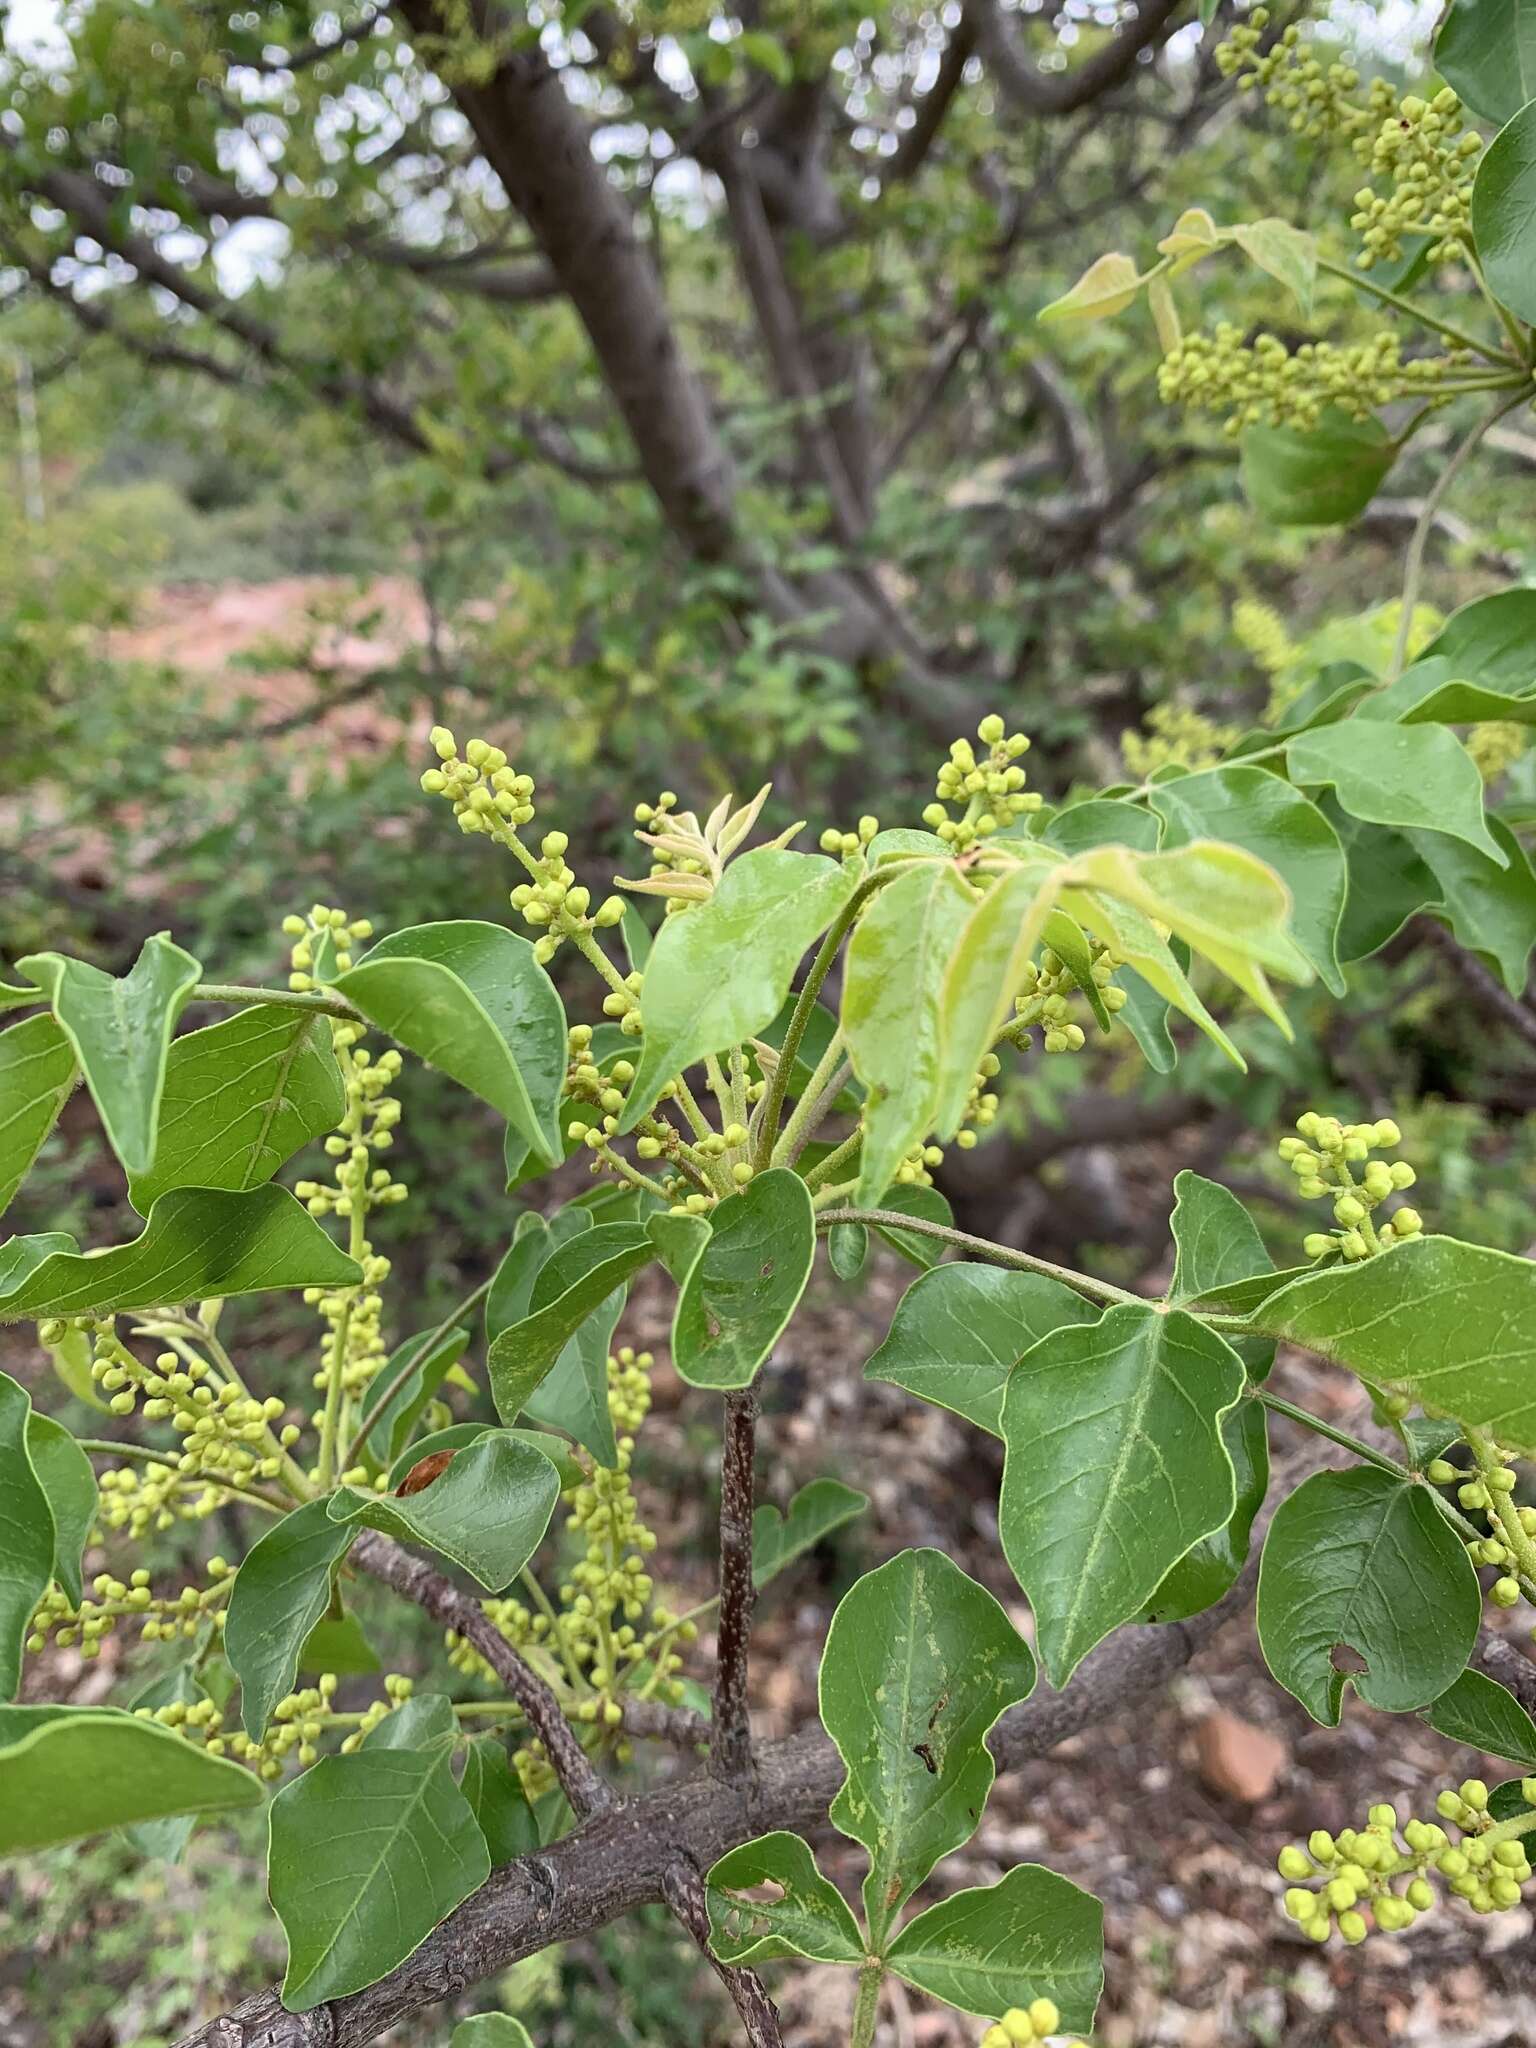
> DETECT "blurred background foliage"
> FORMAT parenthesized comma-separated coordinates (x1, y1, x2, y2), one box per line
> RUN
(4, 0, 1536, 2037)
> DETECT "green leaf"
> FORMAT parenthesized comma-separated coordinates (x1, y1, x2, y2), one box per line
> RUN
(828, 1221, 868, 1280)
(298, 1608, 381, 1677)
(1473, 99, 1536, 325)
(461, 1735, 539, 1865)
(522, 1284, 624, 1466)
(1244, 1236, 1536, 1449)
(1140, 1402, 1270, 1624)
(0, 1705, 263, 1852)
(752, 1478, 870, 1587)
(1420, 586, 1536, 694)
(365, 1323, 472, 1467)
(842, 861, 975, 1204)
(1423, 1669, 1536, 1766)
(334, 922, 565, 1167)
(864, 1263, 1097, 1436)
(451, 2019, 535, 2048)
(1409, 819, 1536, 996)
(1167, 1169, 1276, 1381)
(1363, 654, 1536, 728)
(0, 1371, 54, 1699)
(821, 1547, 1036, 1945)
(128, 1006, 344, 1213)
(1228, 218, 1316, 317)
(1287, 721, 1504, 865)
(672, 1169, 815, 1390)
(1436, 0, 1536, 125)
(268, 1747, 490, 2010)
(388, 1423, 582, 1493)
(0, 1014, 75, 1218)
(1149, 766, 1347, 994)
(1256, 1466, 1480, 1725)
(330, 1434, 560, 1591)
(706, 1831, 866, 1965)
(932, 860, 1062, 1138)
(227, 1497, 359, 1739)
(125, 1664, 211, 1859)
(619, 848, 857, 1129)
(26, 1412, 96, 1608)
(0, 1184, 362, 1322)
(869, 1183, 956, 1270)
(999, 1305, 1245, 1685)
(362, 1692, 458, 1752)
(1239, 413, 1395, 526)
(1039, 251, 1143, 323)
(487, 1224, 654, 1423)
(1189, 1263, 1320, 1316)
(41, 1319, 108, 1411)
(886, 1864, 1104, 2026)
(17, 935, 202, 1180)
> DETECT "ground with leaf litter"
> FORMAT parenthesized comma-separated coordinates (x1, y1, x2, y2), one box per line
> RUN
(5, 1251, 1534, 2048)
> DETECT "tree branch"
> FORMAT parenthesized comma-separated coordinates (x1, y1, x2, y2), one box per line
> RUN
(883, 20, 979, 185)
(1417, 917, 1536, 1054)
(965, 0, 1186, 115)
(712, 1389, 759, 1785)
(174, 1569, 1253, 2048)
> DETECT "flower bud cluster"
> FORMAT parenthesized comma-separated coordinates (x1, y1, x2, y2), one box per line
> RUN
(921, 715, 1039, 854)
(1006, 938, 1125, 1059)
(980, 2000, 1080, 2046)
(1351, 88, 1481, 267)
(819, 816, 880, 859)
(1427, 1442, 1536, 1609)
(1215, 14, 1371, 142)
(131, 1669, 424, 1779)
(1157, 326, 1461, 437)
(1468, 720, 1527, 785)
(28, 1562, 229, 1660)
(1122, 701, 1239, 777)
(74, 1323, 293, 1512)
(1278, 1787, 1536, 1940)
(1279, 1112, 1421, 1261)
(281, 904, 373, 992)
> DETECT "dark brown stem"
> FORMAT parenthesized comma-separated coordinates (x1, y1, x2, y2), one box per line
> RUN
(349, 1529, 615, 1819)
(712, 1389, 759, 1785)
(1418, 917, 1536, 1053)
(662, 1858, 783, 2047)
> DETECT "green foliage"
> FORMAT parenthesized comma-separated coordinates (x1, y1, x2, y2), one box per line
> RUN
(0, 1706, 264, 1852)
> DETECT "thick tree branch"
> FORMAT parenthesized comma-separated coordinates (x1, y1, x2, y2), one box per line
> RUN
(174, 1571, 1254, 2048)
(883, 20, 979, 185)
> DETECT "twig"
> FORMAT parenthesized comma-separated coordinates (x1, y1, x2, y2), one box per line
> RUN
(662, 1859, 783, 2048)
(815, 1207, 1141, 1306)
(343, 1276, 494, 1470)
(349, 1529, 615, 1819)
(1417, 918, 1536, 1054)
(713, 1389, 759, 1785)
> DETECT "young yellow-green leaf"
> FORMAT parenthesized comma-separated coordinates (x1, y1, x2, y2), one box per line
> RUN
(334, 922, 565, 1167)
(1239, 414, 1395, 526)
(25, 1411, 95, 1608)
(619, 849, 857, 1130)
(821, 1548, 1036, 1947)
(1040, 911, 1112, 1031)
(487, 1224, 654, 1422)
(40, 1319, 108, 1412)
(886, 1864, 1104, 2027)
(0, 1013, 75, 1218)
(1157, 205, 1221, 270)
(864, 1263, 1097, 1436)
(0, 1184, 363, 1322)
(330, 1433, 560, 1591)
(227, 1497, 360, 1739)
(1227, 218, 1317, 315)
(1149, 766, 1347, 994)
(522, 1284, 624, 1466)
(707, 1831, 866, 1966)
(843, 860, 976, 1203)
(0, 1705, 263, 1852)
(1140, 1402, 1269, 1625)
(1436, 0, 1536, 124)
(1256, 1467, 1480, 1725)
(451, 2018, 535, 2048)
(268, 1747, 490, 2010)
(1288, 721, 1505, 866)
(1423, 1669, 1536, 1766)
(17, 934, 201, 1180)
(1473, 99, 1536, 325)
(1062, 883, 1236, 1068)
(1244, 1235, 1536, 1449)
(128, 1006, 344, 1213)
(672, 1168, 815, 1390)
(751, 1478, 869, 1588)
(460, 1735, 540, 1866)
(932, 857, 1060, 1139)
(999, 1305, 1245, 1685)
(0, 1371, 54, 1699)
(364, 1323, 472, 1467)
(1039, 251, 1142, 322)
